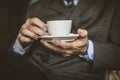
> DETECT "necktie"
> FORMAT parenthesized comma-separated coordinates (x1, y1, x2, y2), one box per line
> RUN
(67, 0, 75, 12)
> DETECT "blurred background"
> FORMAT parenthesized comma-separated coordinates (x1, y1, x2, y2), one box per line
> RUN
(0, 0, 29, 56)
(0, 0, 43, 80)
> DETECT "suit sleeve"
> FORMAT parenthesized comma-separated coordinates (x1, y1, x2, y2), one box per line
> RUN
(92, 4, 120, 71)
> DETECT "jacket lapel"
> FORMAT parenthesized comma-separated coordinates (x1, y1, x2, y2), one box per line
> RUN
(48, 0, 96, 18)
(48, 0, 70, 17)
(72, 0, 96, 17)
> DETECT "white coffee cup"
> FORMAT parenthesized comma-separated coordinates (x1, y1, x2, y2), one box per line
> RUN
(47, 20, 72, 36)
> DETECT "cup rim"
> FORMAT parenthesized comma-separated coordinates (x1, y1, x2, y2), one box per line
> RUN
(47, 20, 72, 23)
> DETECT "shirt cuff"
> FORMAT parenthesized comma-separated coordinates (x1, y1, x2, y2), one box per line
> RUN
(79, 40, 94, 60)
(13, 39, 30, 55)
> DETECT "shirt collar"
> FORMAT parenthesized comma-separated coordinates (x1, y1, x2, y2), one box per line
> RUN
(64, 0, 79, 6)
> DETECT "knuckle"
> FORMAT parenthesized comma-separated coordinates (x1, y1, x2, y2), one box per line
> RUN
(20, 36, 31, 43)
(32, 34, 36, 37)
(25, 19, 31, 25)
(28, 25, 38, 33)
(22, 24, 27, 28)
(27, 38, 33, 43)
(29, 26, 34, 31)
(26, 18, 30, 23)
(32, 34, 38, 39)
(65, 51, 71, 54)
(21, 24, 29, 32)
(31, 18, 39, 23)
(19, 36, 25, 42)
(21, 29, 26, 34)
(63, 54, 70, 57)
(30, 18, 35, 23)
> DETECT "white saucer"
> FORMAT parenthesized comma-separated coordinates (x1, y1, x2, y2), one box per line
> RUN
(39, 33, 79, 42)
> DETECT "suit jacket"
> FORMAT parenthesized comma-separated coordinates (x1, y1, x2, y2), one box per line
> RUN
(24, 0, 120, 79)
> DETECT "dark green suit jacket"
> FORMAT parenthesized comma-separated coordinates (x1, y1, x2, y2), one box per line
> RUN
(23, 0, 120, 80)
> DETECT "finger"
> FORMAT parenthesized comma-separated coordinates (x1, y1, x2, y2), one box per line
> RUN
(62, 49, 79, 57)
(77, 29, 88, 38)
(63, 54, 71, 57)
(51, 39, 74, 49)
(28, 25, 48, 36)
(21, 28, 38, 40)
(40, 39, 63, 53)
(27, 18, 47, 31)
(40, 39, 79, 56)
(18, 35, 33, 44)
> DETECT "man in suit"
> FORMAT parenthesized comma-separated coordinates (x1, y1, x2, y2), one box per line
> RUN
(12, 0, 120, 80)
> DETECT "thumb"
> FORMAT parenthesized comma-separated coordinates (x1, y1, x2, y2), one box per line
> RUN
(77, 29, 88, 38)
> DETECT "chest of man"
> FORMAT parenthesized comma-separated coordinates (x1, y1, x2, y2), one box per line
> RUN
(28, 0, 117, 42)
